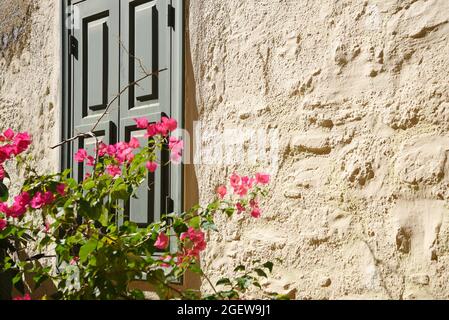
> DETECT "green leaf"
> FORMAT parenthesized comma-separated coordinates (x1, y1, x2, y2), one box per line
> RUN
(188, 216, 201, 229)
(263, 261, 274, 273)
(78, 200, 102, 220)
(254, 268, 268, 278)
(216, 278, 232, 286)
(220, 290, 239, 299)
(0, 182, 8, 202)
(82, 179, 95, 191)
(201, 220, 218, 231)
(225, 207, 235, 217)
(12, 272, 22, 285)
(79, 238, 98, 262)
(234, 265, 245, 272)
(111, 182, 129, 201)
(236, 276, 252, 290)
(173, 221, 188, 235)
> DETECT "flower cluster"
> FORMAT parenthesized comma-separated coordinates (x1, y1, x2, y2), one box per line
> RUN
(0, 184, 65, 219)
(0, 129, 31, 180)
(0, 218, 6, 231)
(217, 172, 270, 218)
(12, 294, 31, 300)
(179, 227, 207, 259)
(73, 117, 182, 177)
(154, 232, 169, 250)
(135, 116, 177, 137)
(135, 116, 183, 164)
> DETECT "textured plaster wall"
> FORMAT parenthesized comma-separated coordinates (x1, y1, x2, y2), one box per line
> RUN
(188, 0, 449, 299)
(0, 0, 60, 189)
(1, 0, 449, 300)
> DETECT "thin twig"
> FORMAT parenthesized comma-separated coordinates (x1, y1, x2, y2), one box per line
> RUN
(202, 270, 219, 295)
(51, 68, 167, 150)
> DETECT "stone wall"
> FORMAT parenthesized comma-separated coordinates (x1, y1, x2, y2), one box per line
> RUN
(0, 0, 60, 189)
(1, 0, 449, 300)
(187, 0, 449, 299)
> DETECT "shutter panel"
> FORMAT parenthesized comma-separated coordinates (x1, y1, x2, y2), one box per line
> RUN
(120, 0, 171, 227)
(68, 0, 182, 228)
(72, 0, 120, 181)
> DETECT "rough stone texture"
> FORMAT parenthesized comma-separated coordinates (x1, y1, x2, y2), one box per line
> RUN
(0, 0, 60, 191)
(188, 0, 449, 299)
(1, 0, 449, 300)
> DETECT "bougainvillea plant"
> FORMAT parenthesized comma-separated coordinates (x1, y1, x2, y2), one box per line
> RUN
(0, 119, 281, 300)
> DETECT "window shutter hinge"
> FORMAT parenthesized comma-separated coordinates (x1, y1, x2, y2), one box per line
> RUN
(166, 196, 174, 214)
(70, 35, 79, 59)
(167, 4, 175, 28)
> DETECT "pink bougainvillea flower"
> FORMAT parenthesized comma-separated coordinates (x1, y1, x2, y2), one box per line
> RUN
(230, 173, 240, 188)
(217, 185, 227, 199)
(161, 117, 178, 132)
(84, 173, 91, 180)
(15, 192, 30, 208)
(106, 145, 116, 156)
(12, 132, 31, 156)
(97, 142, 108, 157)
(3, 128, 15, 140)
(168, 137, 182, 151)
(170, 152, 182, 164)
(43, 191, 55, 206)
(180, 227, 207, 257)
(234, 184, 248, 197)
(168, 137, 183, 164)
(30, 192, 45, 209)
(250, 207, 261, 218)
(255, 173, 270, 185)
(126, 153, 135, 163)
(30, 191, 53, 210)
(134, 117, 149, 129)
(236, 202, 245, 214)
(0, 219, 7, 231)
(159, 255, 172, 268)
(44, 221, 51, 233)
(0, 165, 5, 180)
(145, 124, 158, 138)
(70, 256, 79, 265)
(0, 192, 31, 218)
(128, 137, 140, 149)
(249, 199, 258, 208)
(106, 165, 121, 177)
(154, 232, 169, 250)
(56, 184, 67, 196)
(146, 161, 158, 173)
(155, 122, 168, 136)
(74, 149, 88, 162)
(86, 156, 95, 167)
(12, 293, 31, 300)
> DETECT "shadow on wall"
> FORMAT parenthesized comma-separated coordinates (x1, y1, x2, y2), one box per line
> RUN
(182, 0, 202, 294)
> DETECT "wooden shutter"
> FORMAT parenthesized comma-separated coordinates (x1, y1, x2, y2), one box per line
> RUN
(119, 0, 171, 226)
(72, 0, 120, 181)
(68, 0, 183, 227)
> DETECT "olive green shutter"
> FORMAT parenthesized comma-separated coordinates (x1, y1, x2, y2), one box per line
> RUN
(69, 0, 183, 227)
(72, 0, 120, 181)
(119, 0, 171, 226)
